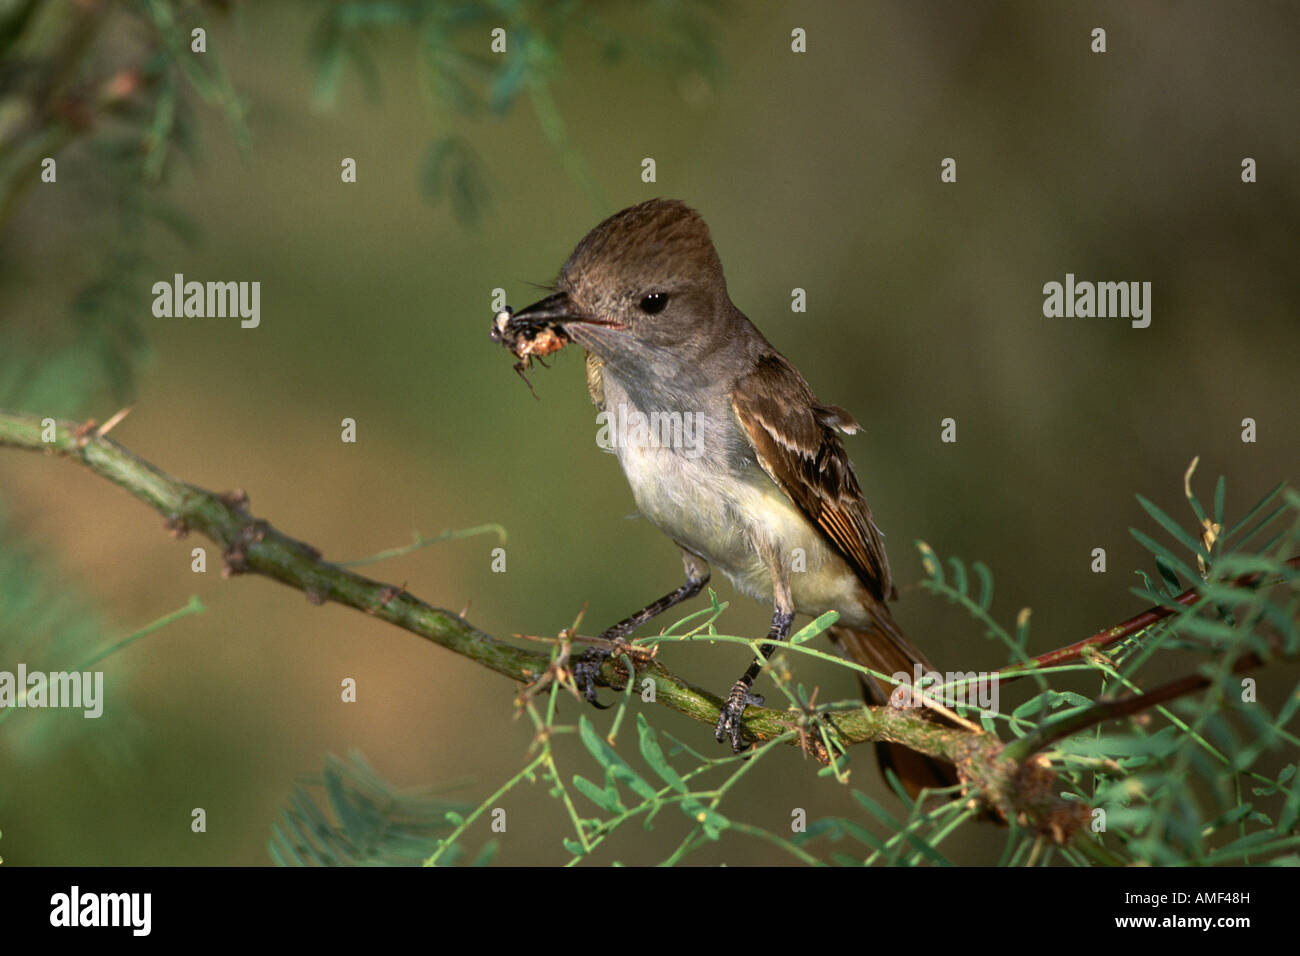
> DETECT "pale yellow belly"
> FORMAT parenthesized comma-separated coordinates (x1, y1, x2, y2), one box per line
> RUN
(618, 442, 873, 628)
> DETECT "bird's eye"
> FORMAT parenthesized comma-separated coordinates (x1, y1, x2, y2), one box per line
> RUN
(639, 293, 669, 314)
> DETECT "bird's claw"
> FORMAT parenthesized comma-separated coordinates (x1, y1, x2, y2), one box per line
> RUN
(573, 637, 635, 709)
(714, 680, 765, 752)
(573, 647, 612, 709)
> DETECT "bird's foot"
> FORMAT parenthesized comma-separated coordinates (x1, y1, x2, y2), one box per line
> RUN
(573, 637, 634, 709)
(714, 680, 765, 752)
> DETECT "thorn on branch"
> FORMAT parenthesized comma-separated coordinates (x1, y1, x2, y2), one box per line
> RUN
(97, 405, 133, 438)
(221, 517, 268, 576)
(217, 488, 250, 512)
(72, 419, 98, 448)
(777, 687, 839, 764)
(372, 584, 406, 611)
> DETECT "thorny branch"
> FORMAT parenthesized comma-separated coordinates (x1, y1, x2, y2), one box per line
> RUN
(0, 410, 1291, 852)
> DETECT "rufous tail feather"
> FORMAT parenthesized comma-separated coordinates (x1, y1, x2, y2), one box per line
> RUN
(829, 609, 961, 796)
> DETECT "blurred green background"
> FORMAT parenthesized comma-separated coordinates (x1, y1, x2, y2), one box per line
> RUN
(0, 0, 1296, 865)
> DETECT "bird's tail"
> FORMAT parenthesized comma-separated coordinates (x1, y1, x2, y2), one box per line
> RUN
(829, 608, 961, 797)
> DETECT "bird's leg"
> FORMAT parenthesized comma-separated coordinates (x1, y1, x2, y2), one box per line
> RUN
(714, 605, 794, 751)
(575, 552, 709, 708)
(716, 551, 795, 752)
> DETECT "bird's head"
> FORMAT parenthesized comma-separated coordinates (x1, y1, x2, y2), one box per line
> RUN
(510, 199, 734, 371)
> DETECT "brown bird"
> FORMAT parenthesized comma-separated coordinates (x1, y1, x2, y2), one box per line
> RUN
(506, 198, 958, 795)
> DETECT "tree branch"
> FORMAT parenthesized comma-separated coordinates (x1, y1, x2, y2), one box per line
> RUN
(994, 555, 1298, 684)
(8, 408, 1195, 846)
(0, 411, 968, 754)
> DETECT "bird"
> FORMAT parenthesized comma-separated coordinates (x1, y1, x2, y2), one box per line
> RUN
(504, 198, 958, 795)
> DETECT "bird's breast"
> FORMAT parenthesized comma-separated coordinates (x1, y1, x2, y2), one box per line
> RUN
(595, 376, 871, 623)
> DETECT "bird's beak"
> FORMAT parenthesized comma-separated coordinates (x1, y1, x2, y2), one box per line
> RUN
(512, 292, 626, 332)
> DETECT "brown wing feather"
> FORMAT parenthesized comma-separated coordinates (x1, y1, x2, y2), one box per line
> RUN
(733, 355, 965, 798)
(730, 353, 894, 601)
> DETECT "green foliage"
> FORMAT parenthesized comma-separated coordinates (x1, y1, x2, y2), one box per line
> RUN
(269, 751, 474, 866)
(337, 522, 506, 566)
(408, 603, 978, 865)
(0, 0, 245, 415)
(306, 0, 724, 222)
(409, 471, 1299, 866)
(0, 501, 204, 764)
(420, 135, 490, 224)
(0, 511, 108, 762)
(918, 470, 1300, 865)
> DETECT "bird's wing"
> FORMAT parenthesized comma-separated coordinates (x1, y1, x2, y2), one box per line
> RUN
(730, 352, 894, 601)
